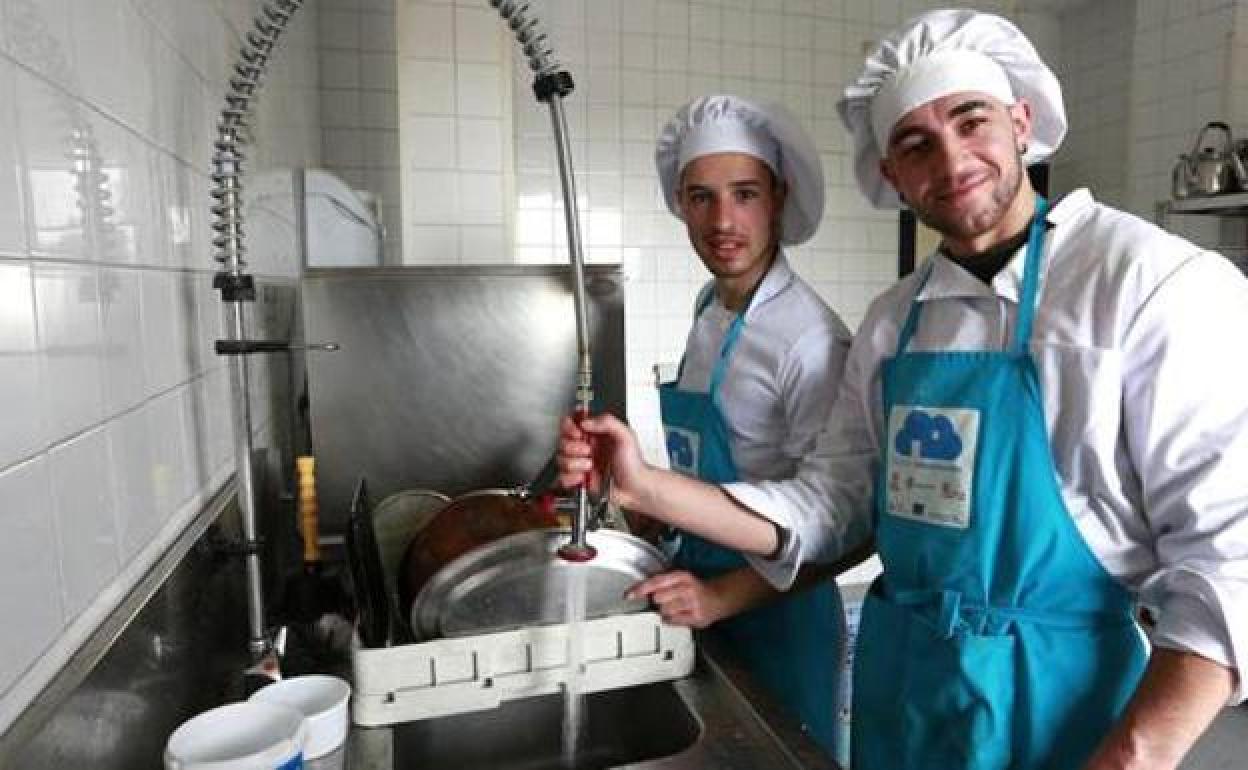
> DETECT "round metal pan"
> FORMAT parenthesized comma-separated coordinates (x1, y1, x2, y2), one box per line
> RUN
(410, 528, 668, 640)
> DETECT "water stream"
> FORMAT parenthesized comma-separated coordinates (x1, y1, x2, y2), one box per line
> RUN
(562, 564, 588, 768)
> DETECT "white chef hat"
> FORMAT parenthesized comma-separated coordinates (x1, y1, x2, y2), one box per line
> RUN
(837, 9, 1067, 209)
(656, 95, 824, 245)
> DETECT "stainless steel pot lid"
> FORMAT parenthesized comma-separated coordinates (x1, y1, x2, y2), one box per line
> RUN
(410, 528, 668, 640)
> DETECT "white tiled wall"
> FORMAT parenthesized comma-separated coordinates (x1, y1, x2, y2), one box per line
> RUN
(318, 0, 403, 263)
(0, 0, 320, 732)
(1051, 0, 1135, 209)
(1050, 0, 1248, 267)
(1125, 0, 1238, 220)
(397, 0, 515, 264)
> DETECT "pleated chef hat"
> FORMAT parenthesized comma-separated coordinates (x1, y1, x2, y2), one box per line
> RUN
(837, 9, 1067, 209)
(656, 95, 825, 245)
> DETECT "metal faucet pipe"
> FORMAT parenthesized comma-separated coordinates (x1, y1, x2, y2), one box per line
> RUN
(488, 0, 597, 562)
(210, 0, 305, 662)
(547, 95, 596, 563)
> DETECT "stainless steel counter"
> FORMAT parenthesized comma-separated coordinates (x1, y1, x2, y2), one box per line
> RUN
(344, 633, 841, 770)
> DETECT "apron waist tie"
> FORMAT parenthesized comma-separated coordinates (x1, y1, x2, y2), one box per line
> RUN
(889, 588, 1136, 640)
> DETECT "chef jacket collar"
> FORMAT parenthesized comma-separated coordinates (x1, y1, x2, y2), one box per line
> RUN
(706, 249, 796, 321)
(912, 189, 1093, 306)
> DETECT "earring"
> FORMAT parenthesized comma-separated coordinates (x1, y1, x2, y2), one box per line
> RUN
(1019, 142, 1029, 155)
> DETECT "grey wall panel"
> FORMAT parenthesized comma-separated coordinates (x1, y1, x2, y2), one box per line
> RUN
(301, 265, 626, 531)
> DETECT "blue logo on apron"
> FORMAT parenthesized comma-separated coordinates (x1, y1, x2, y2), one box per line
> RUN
(894, 409, 963, 460)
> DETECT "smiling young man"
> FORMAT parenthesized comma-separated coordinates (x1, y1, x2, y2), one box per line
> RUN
(558, 12, 1248, 769)
(631, 95, 853, 759)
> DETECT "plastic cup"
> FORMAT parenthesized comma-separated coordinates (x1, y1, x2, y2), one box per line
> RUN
(250, 675, 351, 768)
(164, 700, 306, 770)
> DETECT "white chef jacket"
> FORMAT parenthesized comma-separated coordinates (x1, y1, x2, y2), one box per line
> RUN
(677, 252, 852, 481)
(728, 189, 1248, 700)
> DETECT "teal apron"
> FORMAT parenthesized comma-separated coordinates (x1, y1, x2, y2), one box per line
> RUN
(660, 289, 844, 760)
(852, 197, 1148, 769)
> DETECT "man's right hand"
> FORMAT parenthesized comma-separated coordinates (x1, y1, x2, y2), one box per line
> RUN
(559, 414, 782, 558)
(557, 412, 652, 513)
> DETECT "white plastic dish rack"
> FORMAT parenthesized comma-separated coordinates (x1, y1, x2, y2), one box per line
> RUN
(350, 611, 695, 726)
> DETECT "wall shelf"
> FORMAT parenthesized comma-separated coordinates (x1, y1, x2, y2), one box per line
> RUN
(1170, 191, 1248, 214)
(1156, 193, 1248, 228)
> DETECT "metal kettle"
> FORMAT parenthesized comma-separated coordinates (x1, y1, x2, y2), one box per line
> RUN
(1173, 121, 1247, 198)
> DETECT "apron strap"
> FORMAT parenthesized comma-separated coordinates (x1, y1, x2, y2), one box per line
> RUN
(675, 284, 754, 403)
(1012, 195, 1049, 354)
(708, 312, 748, 400)
(889, 587, 1135, 640)
(894, 195, 1051, 356)
(895, 261, 935, 354)
(673, 287, 717, 382)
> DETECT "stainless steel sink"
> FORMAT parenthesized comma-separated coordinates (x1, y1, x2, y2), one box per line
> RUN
(391, 682, 699, 769)
(347, 635, 842, 770)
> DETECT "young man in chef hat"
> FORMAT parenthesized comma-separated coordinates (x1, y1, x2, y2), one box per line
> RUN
(626, 94, 854, 759)
(560, 10, 1248, 769)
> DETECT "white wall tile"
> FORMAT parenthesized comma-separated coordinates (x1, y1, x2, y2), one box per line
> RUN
(0, 263, 44, 470)
(400, 3, 453, 59)
(49, 427, 119, 620)
(107, 405, 158, 560)
(98, 267, 145, 416)
(139, 269, 189, 395)
(459, 224, 506, 262)
(403, 224, 460, 263)
(17, 70, 89, 261)
(3, 0, 77, 91)
(0, 457, 65, 689)
(455, 6, 503, 64)
(34, 263, 104, 439)
(361, 52, 399, 92)
(145, 387, 189, 526)
(405, 170, 460, 223)
(321, 49, 361, 90)
(401, 59, 456, 116)
(457, 171, 505, 223)
(405, 116, 458, 169)
(321, 9, 362, 50)
(456, 63, 504, 117)
(621, 0, 656, 35)
(0, 59, 26, 257)
(360, 10, 398, 53)
(457, 118, 504, 171)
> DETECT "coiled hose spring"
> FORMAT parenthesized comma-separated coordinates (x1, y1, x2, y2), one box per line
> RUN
(212, 0, 304, 279)
(488, 0, 559, 75)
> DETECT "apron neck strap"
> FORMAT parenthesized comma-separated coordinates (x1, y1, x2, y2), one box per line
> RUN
(676, 283, 753, 398)
(895, 195, 1050, 355)
(1012, 195, 1049, 354)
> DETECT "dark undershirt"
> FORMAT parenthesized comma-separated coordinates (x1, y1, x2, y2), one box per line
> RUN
(943, 218, 1035, 285)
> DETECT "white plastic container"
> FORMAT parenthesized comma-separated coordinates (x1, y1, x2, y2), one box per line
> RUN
(351, 611, 695, 727)
(250, 675, 351, 767)
(164, 701, 307, 770)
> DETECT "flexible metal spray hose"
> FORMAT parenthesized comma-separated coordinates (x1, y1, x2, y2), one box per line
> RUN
(210, 0, 305, 661)
(488, 1, 597, 562)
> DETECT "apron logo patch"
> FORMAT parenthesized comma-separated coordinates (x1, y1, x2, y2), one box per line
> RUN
(894, 410, 963, 460)
(886, 406, 979, 529)
(665, 427, 701, 476)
